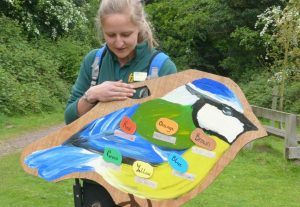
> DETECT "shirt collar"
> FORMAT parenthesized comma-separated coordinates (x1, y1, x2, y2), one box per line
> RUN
(109, 41, 149, 67)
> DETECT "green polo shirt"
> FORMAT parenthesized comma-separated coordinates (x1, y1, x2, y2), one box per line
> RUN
(64, 42, 177, 124)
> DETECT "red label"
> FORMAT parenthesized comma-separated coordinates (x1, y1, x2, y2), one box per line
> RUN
(120, 116, 136, 135)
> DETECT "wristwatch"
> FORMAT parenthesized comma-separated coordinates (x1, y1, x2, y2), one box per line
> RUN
(82, 91, 97, 105)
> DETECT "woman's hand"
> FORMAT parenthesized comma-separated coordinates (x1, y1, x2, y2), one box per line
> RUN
(77, 80, 135, 117)
(87, 80, 136, 102)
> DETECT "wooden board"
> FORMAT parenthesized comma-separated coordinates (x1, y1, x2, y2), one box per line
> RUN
(21, 69, 267, 207)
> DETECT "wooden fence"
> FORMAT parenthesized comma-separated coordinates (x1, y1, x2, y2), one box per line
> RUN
(251, 105, 300, 160)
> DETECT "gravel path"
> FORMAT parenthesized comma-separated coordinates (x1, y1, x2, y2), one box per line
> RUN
(0, 123, 65, 157)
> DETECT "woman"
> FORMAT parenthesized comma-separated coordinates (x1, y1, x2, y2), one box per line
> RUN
(64, 0, 177, 206)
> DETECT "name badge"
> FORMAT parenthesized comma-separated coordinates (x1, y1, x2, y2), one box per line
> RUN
(133, 72, 147, 82)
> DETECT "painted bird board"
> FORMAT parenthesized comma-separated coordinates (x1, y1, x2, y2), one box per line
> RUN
(21, 69, 267, 207)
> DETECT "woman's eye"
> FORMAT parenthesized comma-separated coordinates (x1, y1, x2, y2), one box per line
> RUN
(122, 33, 132, 37)
(106, 33, 115, 38)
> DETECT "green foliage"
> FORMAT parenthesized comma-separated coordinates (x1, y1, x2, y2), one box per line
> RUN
(0, 15, 91, 116)
(36, 37, 91, 84)
(240, 71, 300, 114)
(284, 81, 300, 114)
(146, 0, 282, 75)
(146, 0, 228, 71)
(0, 0, 89, 38)
(239, 72, 273, 108)
(221, 27, 266, 81)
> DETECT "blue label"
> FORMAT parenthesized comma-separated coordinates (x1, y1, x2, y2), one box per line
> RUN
(168, 152, 188, 173)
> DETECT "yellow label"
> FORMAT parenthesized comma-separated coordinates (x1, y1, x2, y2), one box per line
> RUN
(156, 118, 179, 135)
(132, 161, 153, 178)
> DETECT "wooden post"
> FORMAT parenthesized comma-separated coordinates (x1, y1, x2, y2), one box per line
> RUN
(284, 114, 299, 159)
(271, 86, 278, 127)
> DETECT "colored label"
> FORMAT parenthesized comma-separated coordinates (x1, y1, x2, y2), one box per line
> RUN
(190, 128, 216, 151)
(132, 161, 153, 178)
(103, 147, 122, 166)
(168, 153, 188, 173)
(120, 116, 136, 134)
(156, 118, 178, 135)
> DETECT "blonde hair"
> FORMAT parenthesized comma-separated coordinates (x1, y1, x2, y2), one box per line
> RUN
(96, 0, 158, 49)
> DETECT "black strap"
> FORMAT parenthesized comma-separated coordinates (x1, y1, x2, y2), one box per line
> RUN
(73, 179, 83, 207)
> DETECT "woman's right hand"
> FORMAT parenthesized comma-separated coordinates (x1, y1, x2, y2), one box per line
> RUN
(86, 80, 136, 103)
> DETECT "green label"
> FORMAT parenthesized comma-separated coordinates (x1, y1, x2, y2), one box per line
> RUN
(103, 147, 122, 166)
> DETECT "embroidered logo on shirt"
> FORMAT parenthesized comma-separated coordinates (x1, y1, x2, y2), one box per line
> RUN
(128, 73, 134, 83)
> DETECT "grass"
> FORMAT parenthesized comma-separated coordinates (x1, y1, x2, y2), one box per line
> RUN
(0, 152, 73, 207)
(0, 108, 65, 142)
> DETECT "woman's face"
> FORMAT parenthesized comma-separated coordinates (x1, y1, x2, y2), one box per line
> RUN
(102, 12, 139, 65)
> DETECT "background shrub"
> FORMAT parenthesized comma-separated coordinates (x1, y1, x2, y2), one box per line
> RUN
(0, 15, 92, 116)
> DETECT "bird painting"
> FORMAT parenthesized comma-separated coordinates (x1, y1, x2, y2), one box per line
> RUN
(24, 76, 262, 200)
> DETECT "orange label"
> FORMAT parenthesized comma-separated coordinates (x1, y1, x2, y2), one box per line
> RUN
(156, 118, 178, 136)
(190, 128, 216, 151)
(120, 116, 136, 135)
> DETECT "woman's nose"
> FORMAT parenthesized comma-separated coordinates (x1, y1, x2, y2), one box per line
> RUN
(115, 36, 124, 48)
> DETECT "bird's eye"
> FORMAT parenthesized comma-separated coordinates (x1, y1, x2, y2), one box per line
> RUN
(222, 106, 232, 116)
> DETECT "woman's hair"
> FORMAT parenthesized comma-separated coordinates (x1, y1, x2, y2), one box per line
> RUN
(96, 0, 158, 48)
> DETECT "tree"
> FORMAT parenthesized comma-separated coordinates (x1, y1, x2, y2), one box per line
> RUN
(146, 0, 282, 77)
(256, 0, 300, 111)
(0, 0, 89, 38)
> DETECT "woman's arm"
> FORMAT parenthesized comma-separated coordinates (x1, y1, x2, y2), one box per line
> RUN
(64, 50, 97, 124)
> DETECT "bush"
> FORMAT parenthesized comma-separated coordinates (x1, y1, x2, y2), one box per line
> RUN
(0, 0, 89, 38)
(240, 72, 300, 114)
(0, 15, 83, 115)
(284, 81, 300, 114)
(240, 72, 273, 109)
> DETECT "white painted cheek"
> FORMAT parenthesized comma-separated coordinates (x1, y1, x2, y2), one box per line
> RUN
(197, 104, 244, 143)
(162, 85, 199, 105)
